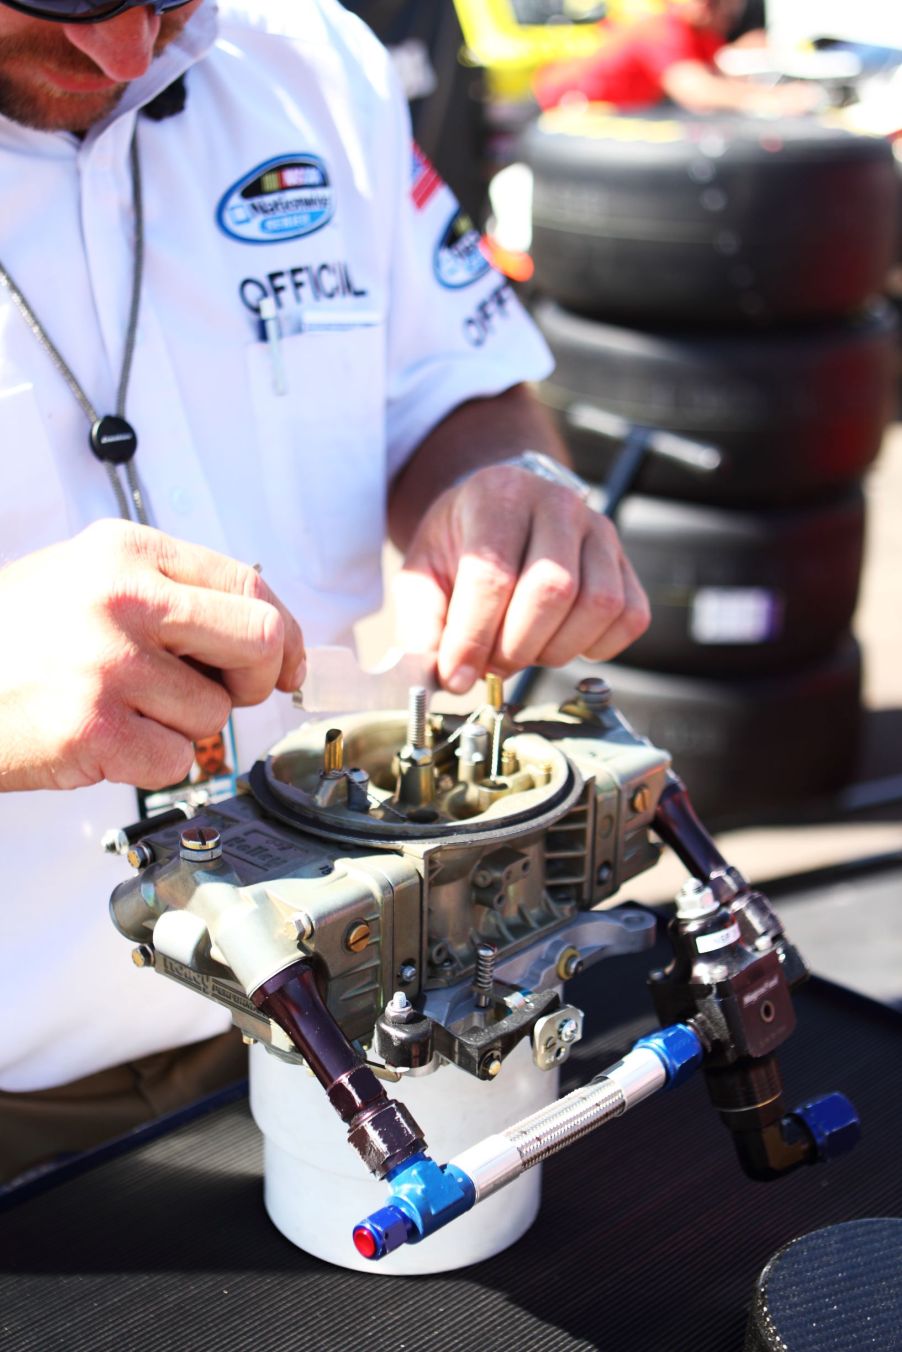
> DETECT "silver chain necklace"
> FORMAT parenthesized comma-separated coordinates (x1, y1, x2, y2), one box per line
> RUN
(0, 126, 148, 524)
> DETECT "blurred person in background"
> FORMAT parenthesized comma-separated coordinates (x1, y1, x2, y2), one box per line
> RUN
(533, 0, 821, 116)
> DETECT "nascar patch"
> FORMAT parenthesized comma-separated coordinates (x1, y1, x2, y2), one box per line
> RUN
(434, 209, 492, 289)
(217, 154, 335, 244)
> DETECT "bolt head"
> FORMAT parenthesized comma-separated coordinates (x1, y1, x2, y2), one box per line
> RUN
(576, 677, 611, 704)
(126, 842, 154, 871)
(557, 1017, 579, 1044)
(556, 947, 583, 981)
(179, 825, 222, 861)
(630, 784, 651, 814)
(131, 944, 155, 969)
(480, 1054, 503, 1079)
(398, 962, 417, 983)
(345, 920, 372, 953)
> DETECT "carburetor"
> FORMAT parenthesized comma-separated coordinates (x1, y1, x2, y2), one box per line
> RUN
(108, 671, 859, 1273)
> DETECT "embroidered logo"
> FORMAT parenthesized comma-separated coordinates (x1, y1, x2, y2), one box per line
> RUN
(217, 155, 335, 244)
(434, 208, 492, 289)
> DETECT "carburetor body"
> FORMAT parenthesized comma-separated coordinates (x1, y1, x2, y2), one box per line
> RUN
(109, 676, 858, 1274)
(109, 680, 668, 1268)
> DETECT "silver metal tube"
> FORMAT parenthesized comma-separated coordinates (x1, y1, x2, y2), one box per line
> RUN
(447, 1046, 668, 1198)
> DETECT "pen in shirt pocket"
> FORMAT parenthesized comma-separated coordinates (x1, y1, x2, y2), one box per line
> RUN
(258, 296, 287, 396)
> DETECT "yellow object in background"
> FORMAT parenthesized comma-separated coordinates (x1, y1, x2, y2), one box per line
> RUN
(453, 0, 607, 100)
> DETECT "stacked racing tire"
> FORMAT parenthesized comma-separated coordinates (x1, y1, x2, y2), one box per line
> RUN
(522, 107, 899, 824)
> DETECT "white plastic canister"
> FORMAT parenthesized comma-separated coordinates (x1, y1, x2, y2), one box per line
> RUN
(249, 1037, 559, 1275)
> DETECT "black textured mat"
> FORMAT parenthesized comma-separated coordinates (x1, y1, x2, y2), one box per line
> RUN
(2, 943, 901, 1352)
(745, 1217, 902, 1351)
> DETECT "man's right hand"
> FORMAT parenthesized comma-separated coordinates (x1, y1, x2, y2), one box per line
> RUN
(0, 520, 306, 793)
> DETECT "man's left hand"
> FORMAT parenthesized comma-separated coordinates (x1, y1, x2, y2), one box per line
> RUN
(393, 463, 650, 694)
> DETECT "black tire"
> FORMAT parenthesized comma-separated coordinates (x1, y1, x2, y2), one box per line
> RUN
(523, 108, 898, 325)
(534, 298, 897, 507)
(616, 489, 865, 676)
(524, 641, 862, 827)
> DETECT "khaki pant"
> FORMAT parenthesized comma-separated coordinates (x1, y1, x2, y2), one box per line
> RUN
(0, 1029, 247, 1185)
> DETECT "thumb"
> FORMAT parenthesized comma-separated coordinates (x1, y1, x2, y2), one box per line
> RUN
(392, 562, 449, 657)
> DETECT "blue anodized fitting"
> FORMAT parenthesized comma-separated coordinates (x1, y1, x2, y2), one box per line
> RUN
(352, 1153, 476, 1261)
(790, 1092, 861, 1162)
(634, 1023, 704, 1089)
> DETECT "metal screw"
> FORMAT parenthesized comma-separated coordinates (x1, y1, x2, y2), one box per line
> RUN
(480, 1052, 503, 1079)
(292, 911, 315, 941)
(630, 784, 651, 814)
(473, 868, 493, 889)
(473, 942, 498, 1009)
(556, 947, 583, 981)
(131, 944, 155, 969)
(557, 1017, 579, 1044)
(126, 842, 154, 871)
(179, 826, 222, 862)
(597, 862, 613, 885)
(345, 920, 371, 953)
(576, 676, 612, 708)
(398, 962, 417, 984)
(407, 686, 428, 751)
(385, 991, 412, 1023)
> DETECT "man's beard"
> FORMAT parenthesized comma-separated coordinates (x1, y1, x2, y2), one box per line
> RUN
(0, 10, 194, 132)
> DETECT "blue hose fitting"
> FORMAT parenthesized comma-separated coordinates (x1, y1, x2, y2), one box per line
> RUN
(790, 1091, 861, 1162)
(352, 1153, 476, 1261)
(634, 1023, 704, 1089)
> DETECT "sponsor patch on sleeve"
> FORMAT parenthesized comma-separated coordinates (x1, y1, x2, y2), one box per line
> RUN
(217, 154, 335, 244)
(434, 208, 492, 289)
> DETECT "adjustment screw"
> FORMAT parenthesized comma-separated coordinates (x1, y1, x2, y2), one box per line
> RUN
(556, 947, 583, 981)
(630, 785, 651, 814)
(398, 962, 417, 984)
(480, 1053, 503, 1079)
(179, 826, 222, 862)
(131, 944, 155, 969)
(126, 842, 154, 871)
(557, 1017, 579, 1044)
(345, 920, 372, 953)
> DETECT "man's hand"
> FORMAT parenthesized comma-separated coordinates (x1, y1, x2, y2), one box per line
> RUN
(393, 464, 650, 694)
(0, 520, 306, 792)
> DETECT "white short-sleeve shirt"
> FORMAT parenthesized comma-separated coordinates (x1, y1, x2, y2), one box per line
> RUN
(0, 0, 552, 1090)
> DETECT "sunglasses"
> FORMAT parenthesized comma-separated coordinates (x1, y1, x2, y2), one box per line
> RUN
(0, 0, 192, 22)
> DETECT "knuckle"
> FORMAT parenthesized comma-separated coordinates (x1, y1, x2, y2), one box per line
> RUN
(531, 562, 579, 610)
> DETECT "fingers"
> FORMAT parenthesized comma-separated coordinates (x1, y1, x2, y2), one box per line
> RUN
(535, 528, 650, 668)
(154, 583, 292, 706)
(401, 474, 651, 692)
(143, 528, 307, 693)
(392, 565, 449, 659)
(489, 496, 586, 673)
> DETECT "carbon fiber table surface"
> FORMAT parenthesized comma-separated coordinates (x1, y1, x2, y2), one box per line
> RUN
(2, 944, 901, 1352)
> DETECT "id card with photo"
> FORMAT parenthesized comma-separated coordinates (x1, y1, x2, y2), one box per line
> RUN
(135, 717, 240, 819)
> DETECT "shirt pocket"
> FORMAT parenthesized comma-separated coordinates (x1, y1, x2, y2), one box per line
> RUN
(244, 319, 388, 594)
(0, 382, 71, 564)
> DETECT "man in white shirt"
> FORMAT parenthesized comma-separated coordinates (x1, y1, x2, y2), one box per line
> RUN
(0, 0, 649, 1179)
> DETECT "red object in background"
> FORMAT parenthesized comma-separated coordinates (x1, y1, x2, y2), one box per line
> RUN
(534, 11, 725, 110)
